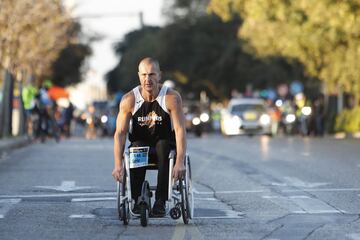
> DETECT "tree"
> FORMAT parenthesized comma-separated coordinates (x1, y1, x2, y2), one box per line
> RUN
(0, 0, 74, 137)
(106, 26, 162, 94)
(0, 0, 72, 84)
(107, 13, 305, 100)
(51, 22, 92, 87)
(208, 0, 360, 100)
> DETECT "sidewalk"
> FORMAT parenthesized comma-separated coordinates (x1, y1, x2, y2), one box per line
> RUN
(333, 132, 360, 140)
(0, 136, 31, 155)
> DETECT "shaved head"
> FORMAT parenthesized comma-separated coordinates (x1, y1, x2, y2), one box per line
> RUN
(137, 57, 162, 94)
(138, 57, 160, 72)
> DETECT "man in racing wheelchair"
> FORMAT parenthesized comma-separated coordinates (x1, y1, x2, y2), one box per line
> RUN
(112, 57, 186, 217)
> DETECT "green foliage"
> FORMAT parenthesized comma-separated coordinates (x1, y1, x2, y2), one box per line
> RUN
(208, 0, 360, 97)
(106, 15, 308, 99)
(0, 0, 74, 82)
(49, 22, 92, 87)
(51, 43, 92, 87)
(106, 27, 162, 94)
(335, 106, 360, 133)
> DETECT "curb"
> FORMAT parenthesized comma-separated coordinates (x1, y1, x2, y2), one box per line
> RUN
(334, 132, 360, 140)
(0, 136, 31, 155)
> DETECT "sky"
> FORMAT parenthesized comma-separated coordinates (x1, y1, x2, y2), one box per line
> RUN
(66, 0, 165, 85)
(63, 0, 165, 108)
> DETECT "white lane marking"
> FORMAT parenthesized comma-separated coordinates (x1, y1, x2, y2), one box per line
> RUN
(293, 210, 341, 214)
(194, 187, 360, 194)
(283, 188, 360, 193)
(263, 195, 343, 214)
(1, 187, 360, 200)
(193, 187, 267, 195)
(69, 214, 96, 219)
(283, 177, 329, 188)
(271, 182, 288, 187)
(223, 209, 244, 216)
(301, 152, 310, 156)
(194, 216, 243, 219)
(194, 197, 218, 201)
(194, 209, 244, 219)
(289, 195, 309, 199)
(347, 233, 360, 240)
(36, 181, 92, 192)
(0, 192, 116, 199)
(0, 199, 21, 219)
(71, 197, 116, 202)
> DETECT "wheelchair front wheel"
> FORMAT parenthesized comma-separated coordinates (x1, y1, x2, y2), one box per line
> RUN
(139, 181, 151, 227)
(140, 204, 149, 227)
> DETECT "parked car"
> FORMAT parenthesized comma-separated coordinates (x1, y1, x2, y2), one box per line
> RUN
(220, 98, 271, 136)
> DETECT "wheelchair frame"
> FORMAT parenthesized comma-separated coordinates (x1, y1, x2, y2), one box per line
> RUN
(116, 150, 193, 226)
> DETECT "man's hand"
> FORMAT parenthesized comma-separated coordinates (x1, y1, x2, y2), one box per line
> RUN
(112, 166, 124, 182)
(172, 162, 186, 181)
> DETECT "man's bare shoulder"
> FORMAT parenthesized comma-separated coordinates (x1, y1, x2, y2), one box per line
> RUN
(166, 88, 181, 98)
(119, 91, 135, 112)
(165, 88, 182, 110)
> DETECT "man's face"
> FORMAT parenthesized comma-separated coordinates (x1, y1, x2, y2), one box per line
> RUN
(138, 62, 161, 92)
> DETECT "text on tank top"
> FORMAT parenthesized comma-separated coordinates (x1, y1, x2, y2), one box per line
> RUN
(129, 85, 174, 144)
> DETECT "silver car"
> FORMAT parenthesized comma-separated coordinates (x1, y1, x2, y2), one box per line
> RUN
(221, 98, 271, 136)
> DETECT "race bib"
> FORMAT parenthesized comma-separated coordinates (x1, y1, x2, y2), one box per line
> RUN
(129, 146, 150, 168)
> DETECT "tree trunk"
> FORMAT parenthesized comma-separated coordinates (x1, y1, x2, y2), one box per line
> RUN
(354, 92, 360, 107)
(337, 84, 343, 113)
(18, 80, 26, 135)
(0, 69, 14, 138)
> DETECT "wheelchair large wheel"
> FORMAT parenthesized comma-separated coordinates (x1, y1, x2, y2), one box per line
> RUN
(183, 155, 194, 220)
(179, 156, 194, 224)
(179, 179, 189, 224)
(116, 172, 129, 225)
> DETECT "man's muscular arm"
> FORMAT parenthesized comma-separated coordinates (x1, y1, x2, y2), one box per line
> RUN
(112, 93, 133, 182)
(167, 90, 187, 180)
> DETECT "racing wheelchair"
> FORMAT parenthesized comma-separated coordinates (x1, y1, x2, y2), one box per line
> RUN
(116, 148, 193, 227)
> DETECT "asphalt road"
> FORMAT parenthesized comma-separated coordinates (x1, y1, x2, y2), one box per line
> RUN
(0, 134, 359, 240)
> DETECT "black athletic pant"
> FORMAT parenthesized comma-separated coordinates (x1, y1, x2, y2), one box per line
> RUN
(130, 140, 173, 203)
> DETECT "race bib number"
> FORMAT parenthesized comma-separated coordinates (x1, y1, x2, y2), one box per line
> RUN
(129, 146, 150, 168)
